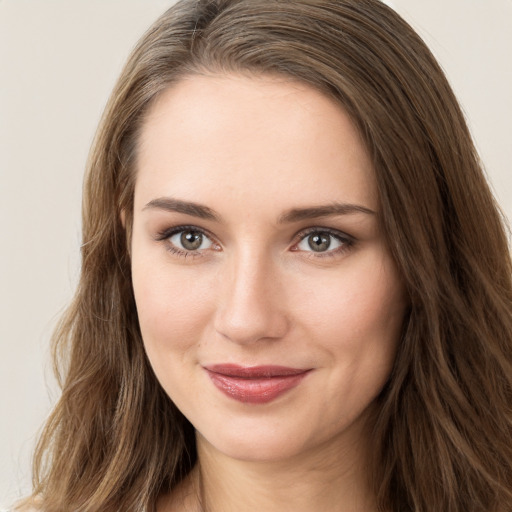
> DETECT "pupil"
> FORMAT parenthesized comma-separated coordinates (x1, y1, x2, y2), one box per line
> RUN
(308, 233, 331, 252)
(181, 231, 202, 250)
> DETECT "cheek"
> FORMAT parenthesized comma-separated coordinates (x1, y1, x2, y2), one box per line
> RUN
(293, 255, 406, 381)
(301, 263, 403, 336)
(132, 256, 216, 360)
(297, 261, 406, 426)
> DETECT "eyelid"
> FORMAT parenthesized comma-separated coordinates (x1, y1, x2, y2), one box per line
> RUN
(154, 224, 355, 259)
(155, 225, 222, 258)
(293, 226, 354, 243)
(290, 226, 355, 255)
(155, 225, 217, 243)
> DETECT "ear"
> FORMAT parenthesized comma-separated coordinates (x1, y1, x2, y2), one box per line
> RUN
(120, 209, 126, 228)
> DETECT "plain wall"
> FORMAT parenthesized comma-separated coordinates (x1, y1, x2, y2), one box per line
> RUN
(1, 0, 511, 506)
(0, 1, 173, 505)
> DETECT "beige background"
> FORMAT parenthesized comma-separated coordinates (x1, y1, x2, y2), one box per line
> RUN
(1, 0, 511, 505)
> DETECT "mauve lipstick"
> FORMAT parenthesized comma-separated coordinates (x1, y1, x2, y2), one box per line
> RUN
(204, 364, 311, 404)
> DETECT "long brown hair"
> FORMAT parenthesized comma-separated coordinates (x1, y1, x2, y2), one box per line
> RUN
(27, 1, 512, 511)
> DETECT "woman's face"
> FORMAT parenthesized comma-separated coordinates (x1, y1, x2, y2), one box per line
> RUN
(131, 73, 407, 462)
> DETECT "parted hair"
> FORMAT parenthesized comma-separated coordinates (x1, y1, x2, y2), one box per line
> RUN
(27, 1, 512, 511)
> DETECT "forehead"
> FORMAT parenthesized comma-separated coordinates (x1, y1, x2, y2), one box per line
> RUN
(135, 73, 377, 215)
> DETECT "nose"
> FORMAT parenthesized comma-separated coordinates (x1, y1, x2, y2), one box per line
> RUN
(213, 249, 289, 345)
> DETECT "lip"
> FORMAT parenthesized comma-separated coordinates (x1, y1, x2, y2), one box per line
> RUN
(204, 364, 311, 404)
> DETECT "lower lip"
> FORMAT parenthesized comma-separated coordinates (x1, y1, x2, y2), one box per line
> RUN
(205, 369, 310, 404)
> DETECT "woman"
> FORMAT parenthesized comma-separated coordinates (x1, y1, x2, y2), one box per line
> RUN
(18, 0, 512, 511)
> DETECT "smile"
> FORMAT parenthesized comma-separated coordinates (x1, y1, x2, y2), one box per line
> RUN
(204, 364, 311, 404)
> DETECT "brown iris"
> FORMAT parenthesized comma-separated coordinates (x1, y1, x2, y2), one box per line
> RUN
(308, 233, 331, 252)
(180, 230, 203, 250)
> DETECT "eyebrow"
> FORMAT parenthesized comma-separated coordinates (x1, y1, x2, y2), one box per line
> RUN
(277, 202, 376, 223)
(143, 197, 221, 221)
(143, 197, 375, 223)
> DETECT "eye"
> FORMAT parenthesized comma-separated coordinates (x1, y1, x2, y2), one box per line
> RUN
(155, 226, 219, 258)
(168, 229, 214, 252)
(294, 229, 353, 255)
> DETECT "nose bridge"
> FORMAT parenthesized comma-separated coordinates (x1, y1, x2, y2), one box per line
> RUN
(214, 244, 288, 344)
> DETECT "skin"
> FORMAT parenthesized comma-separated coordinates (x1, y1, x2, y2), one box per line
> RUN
(131, 73, 407, 512)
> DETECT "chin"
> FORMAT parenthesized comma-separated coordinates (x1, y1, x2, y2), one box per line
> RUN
(200, 430, 307, 463)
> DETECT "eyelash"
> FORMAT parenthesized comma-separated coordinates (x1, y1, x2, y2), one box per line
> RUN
(155, 225, 355, 260)
(292, 227, 355, 259)
(155, 225, 218, 260)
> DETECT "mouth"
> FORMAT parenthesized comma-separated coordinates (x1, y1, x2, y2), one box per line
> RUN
(204, 364, 311, 404)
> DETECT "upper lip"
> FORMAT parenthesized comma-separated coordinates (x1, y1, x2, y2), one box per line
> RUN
(204, 364, 310, 378)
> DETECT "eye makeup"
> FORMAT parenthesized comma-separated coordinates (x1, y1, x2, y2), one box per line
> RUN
(154, 224, 356, 261)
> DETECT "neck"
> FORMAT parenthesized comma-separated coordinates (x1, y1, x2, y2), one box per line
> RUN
(194, 423, 378, 512)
